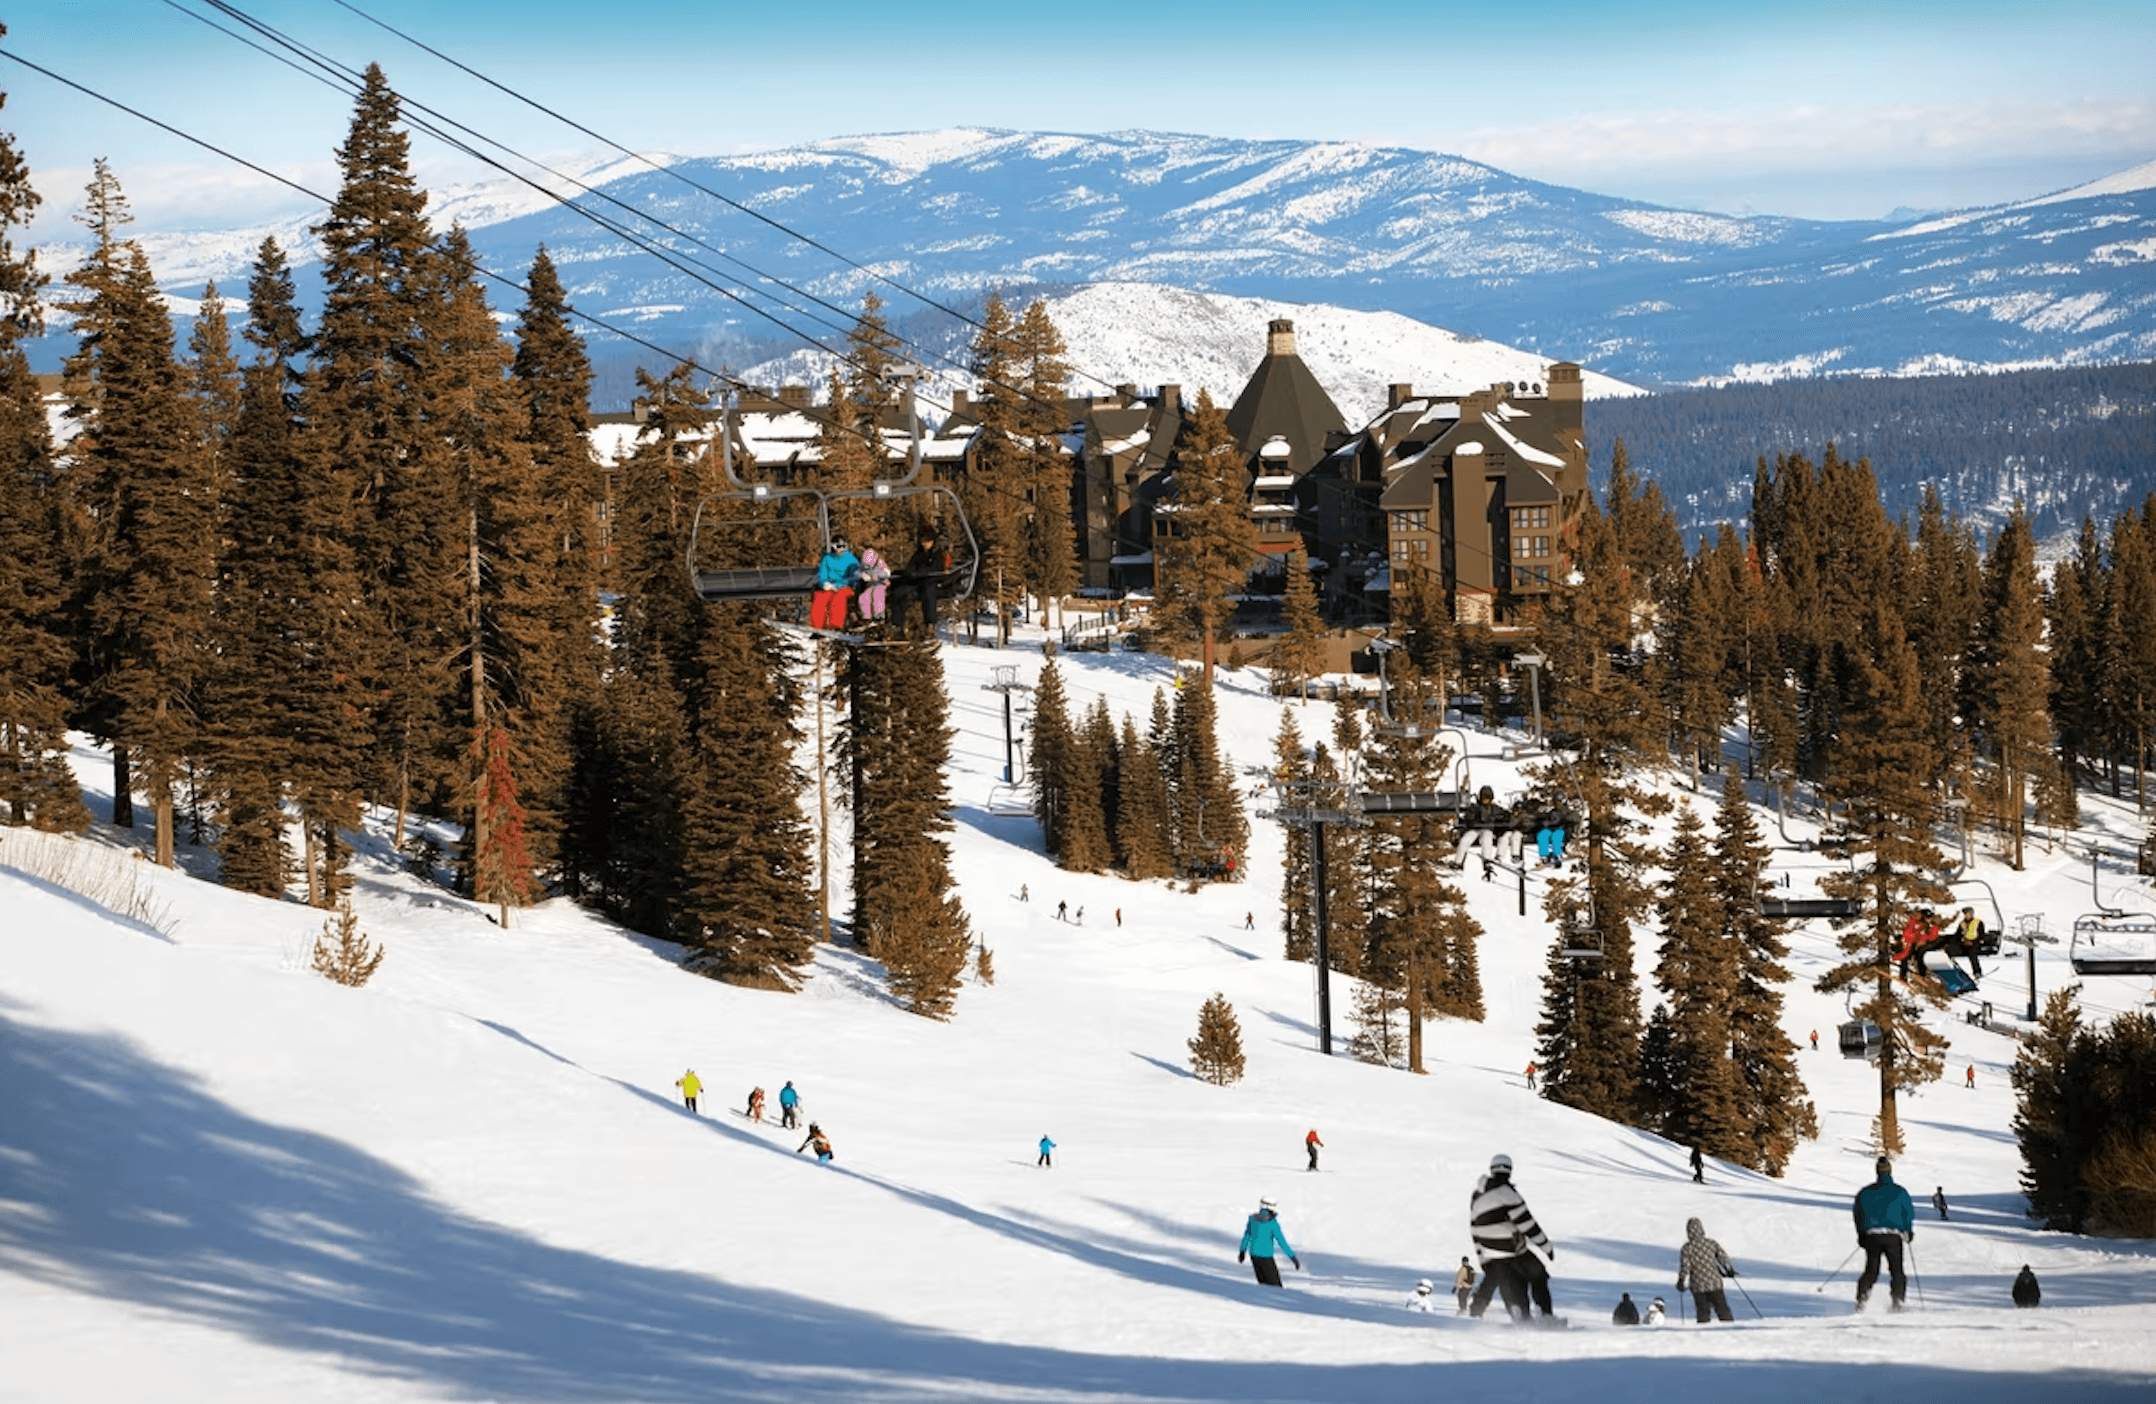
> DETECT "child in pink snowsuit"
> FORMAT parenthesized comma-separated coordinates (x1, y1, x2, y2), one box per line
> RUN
(855, 546, 891, 622)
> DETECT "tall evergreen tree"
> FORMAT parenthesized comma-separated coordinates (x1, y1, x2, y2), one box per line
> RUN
(1815, 603, 1954, 1155)
(308, 64, 456, 847)
(1650, 802, 1745, 1160)
(1714, 770, 1815, 1175)
(2046, 516, 2106, 790)
(62, 165, 214, 866)
(0, 78, 86, 832)
(1015, 298, 1074, 623)
(1273, 709, 1314, 960)
(1969, 506, 2052, 869)
(962, 293, 1026, 644)
(1116, 713, 1174, 880)
(849, 638, 969, 1015)
(1275, 546, 1325, 700)
(1166, 673, 1248, 876)
(1531, 490, 1664, 1118)
(1029, 659, 1074, 858)
(1158, 390, 1254, 685)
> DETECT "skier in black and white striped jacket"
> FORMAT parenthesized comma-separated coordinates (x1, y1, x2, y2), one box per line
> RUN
(1466, 1154, 1557, 1322)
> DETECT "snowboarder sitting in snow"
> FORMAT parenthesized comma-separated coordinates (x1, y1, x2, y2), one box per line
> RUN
(797, 1122, 833, 1162)
(1236, 1198, 1300, 1288)
(1468, 1153, 1556, 1324)
(1853, 1155, 1915, 1311)
(1644, 1296, 1667, 1325)
(2012, 1264, 2041, 1308)
(1405, 1279, 1437, 1312)
(1612, 1292, 1640, 1326)
(1675, 1216, 1738, 1322)
(811, 536, 859, 631)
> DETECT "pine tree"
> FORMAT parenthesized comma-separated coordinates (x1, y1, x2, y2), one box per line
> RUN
(1115, 713, 1174, 880)
(849, 638, 968, 1015)
(1079, 696, 1119, 870)
(1969, 506, 2052, 869)
(2012, 987, 2089, 1232)
(1275, 547, 1325, 699)
(1188, 993, 1247, 1086)
(1715, 770, 1815, 1175)
(1167, 675, 1248, 877)
(0, 79, 85, 833)
(1815, 603, 1954, 1156)
(1273, 709, 1314, 960)
(1054, 691, 1113, 873)
(308, 65, 456, 849)
(63, 166, 215, 867)
(312, 900, 386, 987)
(1650, 802, 1745, 1159)
(1309, 743, 1368, 978)
(2047, 517, 2106, 791)
(509, 244, 601, 850)
(1015, 299, 1074, 624)
(1531, 490, 1664, 1118)
(1029, 659, 1074, 858)
(1909, 485, 1983, 788)
(1157, 390, 1254, 685)
(962, 293, 1026, 644)
(469, 725, 535, 927)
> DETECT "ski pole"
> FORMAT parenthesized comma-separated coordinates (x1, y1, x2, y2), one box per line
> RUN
(1908, 1239, 1925, 1308)
(1732, 1275, 1763, 1319)
(1814, 1246, 1860, 1292)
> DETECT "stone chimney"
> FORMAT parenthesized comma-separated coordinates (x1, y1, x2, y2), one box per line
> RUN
(1546, 362, 1583, 436)
(1157, 384, 1182, 411)
(1387, 382, 1415, 409)
(1266, 318, 1296, 357)
(951, 388, 971, 416)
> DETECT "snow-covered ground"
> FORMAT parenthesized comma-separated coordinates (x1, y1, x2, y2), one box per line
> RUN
(5, 626, 2156, 1402)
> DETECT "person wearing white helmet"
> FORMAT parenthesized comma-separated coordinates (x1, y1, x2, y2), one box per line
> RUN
(1405, 1278, 1437, 1312)
(1236, 1197, 1300, 1288)
(1467, 1153, 1557, 1324)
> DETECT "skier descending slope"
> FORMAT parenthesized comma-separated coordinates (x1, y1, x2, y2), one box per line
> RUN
(1468, 1154, 1557, 1324)
(1853, 1155, 1915, 1311)
(1675, 1216, 1739, 1322)
(1236, 1198, 1300, 1288)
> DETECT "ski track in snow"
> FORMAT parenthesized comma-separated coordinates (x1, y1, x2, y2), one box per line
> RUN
(4, 635, 2156, 1401)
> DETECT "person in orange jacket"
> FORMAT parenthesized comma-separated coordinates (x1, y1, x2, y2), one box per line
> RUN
(1305, 1128, 1324, 1172)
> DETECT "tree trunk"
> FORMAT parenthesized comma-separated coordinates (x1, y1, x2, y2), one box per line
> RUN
(303, 816, 322, 907)
(111, 745, 134, 827)
(1407, 960, 1425, 1075)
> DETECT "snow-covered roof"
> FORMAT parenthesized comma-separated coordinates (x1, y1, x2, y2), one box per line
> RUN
(1251, 503, 1295, 515)
(1454, 440, 1485, 455)
(1252, 474, 1297, 489)
(1258, 436, 1293, 460)
(1483, 417, 1566, 469)
(1109, 551, 1154, 565)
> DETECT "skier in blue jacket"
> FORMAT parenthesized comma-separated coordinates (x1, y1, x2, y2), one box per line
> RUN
(778, 1081, 801, 1129)
(1853, 1155, 1916, 1311)
(1237, 1197, 1300, 1288)
(1038, 1135, 1056, 1168)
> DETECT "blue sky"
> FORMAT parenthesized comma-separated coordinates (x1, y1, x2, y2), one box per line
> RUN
(4, 0, 2152, 238)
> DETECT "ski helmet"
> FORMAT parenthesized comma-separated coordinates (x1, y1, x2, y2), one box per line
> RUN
(1490, 1153, 1513, 1174)
(1416, 1279, 1433, 1292)
(1875, 1155, 1893, 1174)
(1259, 1197, 1277, 1211)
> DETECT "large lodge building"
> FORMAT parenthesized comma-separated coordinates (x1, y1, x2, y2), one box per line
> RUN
(595, 319, 1589, 632)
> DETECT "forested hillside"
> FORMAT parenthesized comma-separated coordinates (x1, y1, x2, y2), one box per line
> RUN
(1591, 363, 2156, 543)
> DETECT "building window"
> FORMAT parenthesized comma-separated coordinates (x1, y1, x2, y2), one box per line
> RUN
(1512, 506, 1551, 530)
(1391, 539, 1430, 562)
(1389, 509, 1428, 533)
(1514, 565, 1551, 588)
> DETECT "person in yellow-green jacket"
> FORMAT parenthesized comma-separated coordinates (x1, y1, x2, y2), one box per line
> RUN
(675, 1068, 702, 1114)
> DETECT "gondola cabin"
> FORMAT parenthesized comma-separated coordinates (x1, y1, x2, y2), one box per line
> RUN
(1839, 1018, 1884, 1060)
(2068, 914, 2156, 977)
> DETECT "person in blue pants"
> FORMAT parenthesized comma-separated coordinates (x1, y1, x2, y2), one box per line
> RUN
(1237, 1198, 1300, 1287)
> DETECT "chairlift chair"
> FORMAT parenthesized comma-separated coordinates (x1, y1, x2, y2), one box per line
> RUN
(687, 482, 832, 604)
(2068, 913, 2156, 977)
(984, 784, 1034, 818)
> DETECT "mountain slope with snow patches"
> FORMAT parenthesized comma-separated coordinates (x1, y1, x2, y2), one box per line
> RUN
(5, 633, 2155, 1401)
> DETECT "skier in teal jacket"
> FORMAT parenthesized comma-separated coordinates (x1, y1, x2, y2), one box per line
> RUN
(1852, 1156, 1915, 1310)
(1237, 1198, 1300, 1288)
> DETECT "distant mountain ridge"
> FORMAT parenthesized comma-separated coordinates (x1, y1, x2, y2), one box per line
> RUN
(41, 127, 2156, 388)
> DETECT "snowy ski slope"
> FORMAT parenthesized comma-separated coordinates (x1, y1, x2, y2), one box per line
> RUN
(4, 626, 2155, 1402)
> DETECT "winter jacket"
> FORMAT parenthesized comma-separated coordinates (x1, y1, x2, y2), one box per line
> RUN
(676, 1071, 701, 1099)
(1239, 1210, 1296, 1260)
(816, 549, 860, 590)
(1676, 1217, 1735, 1292)
(1853, 1173, 1915, 1240)
(1644, 1299, 1666, 1325)
(798, 1130, 832, 1158)
(1453, 1262, 1476, 1292)
(1459, 799, 1510, 833)
(2012, 1266, 2041, 1308)
(1039, 1137, 1056, 1155)
(1612, 1294, 1640, 1325)
(1469, 1170, 1551, 1263)
(1404, 1290, 1436, 1312)
(779, 1085, 799, 1108)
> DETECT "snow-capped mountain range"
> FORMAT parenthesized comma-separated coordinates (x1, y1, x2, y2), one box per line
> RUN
(43, 129, 2156, 390)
